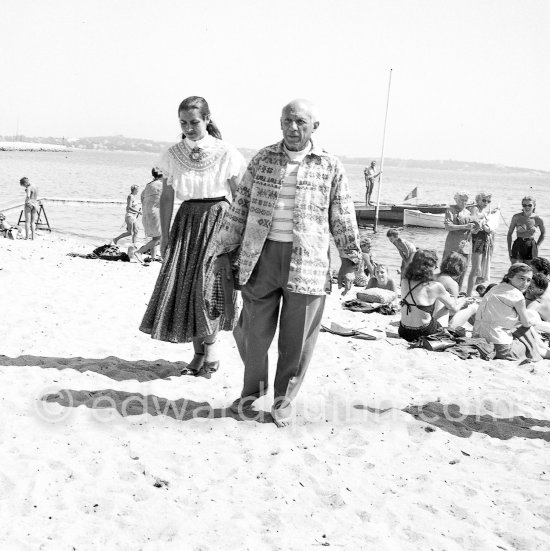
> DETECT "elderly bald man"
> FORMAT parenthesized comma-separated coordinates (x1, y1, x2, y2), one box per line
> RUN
(216, 99, 361, 426)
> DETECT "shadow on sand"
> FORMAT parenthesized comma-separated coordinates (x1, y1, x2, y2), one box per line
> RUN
(0, 354, 186, 382)
(40, 388, 272, 424)
(1, 354, 273, 424)
(402, 402, 550, 442)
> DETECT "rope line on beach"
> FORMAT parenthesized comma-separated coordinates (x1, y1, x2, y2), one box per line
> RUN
(0, 197, 126, 213)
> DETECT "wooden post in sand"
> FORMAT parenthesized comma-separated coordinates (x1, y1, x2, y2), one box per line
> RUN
(373, 68, 392, 233)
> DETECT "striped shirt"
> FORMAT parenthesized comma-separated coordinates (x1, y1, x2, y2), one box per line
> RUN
(267, 144, 311, 242)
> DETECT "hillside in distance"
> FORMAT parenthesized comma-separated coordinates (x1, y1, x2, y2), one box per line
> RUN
(2, 134, 546, 174)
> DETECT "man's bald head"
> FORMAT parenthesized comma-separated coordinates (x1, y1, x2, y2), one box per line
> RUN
(281, 99, 320, 123)
(280, 98, 320, 152)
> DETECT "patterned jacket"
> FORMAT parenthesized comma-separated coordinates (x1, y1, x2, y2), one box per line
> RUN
(217, 140, 361, 295)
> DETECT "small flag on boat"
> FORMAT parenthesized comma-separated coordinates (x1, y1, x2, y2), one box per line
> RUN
(403, 187, 418, 201)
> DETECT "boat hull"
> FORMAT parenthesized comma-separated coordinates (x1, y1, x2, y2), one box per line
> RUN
(354, 203, 447, 225)
(403, 209, 445, 228)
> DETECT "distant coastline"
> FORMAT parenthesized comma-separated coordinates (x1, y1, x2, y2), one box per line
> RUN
(0, 141, 71, 152)
(1, 134, 547, 175)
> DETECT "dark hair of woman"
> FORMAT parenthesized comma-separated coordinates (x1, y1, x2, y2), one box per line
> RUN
(151, 167, 162, 179)
(531, 273, 549, 292)
(439, 252, 467, 279)
(404, 249, 438, 282)
(502, 262, 532, 283)
(531, 257, 550, 277)
(479, 283, 497, 297)
(178, 96, 222, 140)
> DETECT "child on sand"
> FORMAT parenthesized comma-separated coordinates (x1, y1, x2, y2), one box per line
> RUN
(366, 264, 396, 291)
(0, 212, 20, 239)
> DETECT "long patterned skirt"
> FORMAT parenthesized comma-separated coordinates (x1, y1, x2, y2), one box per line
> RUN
(140, 198, 236, 343)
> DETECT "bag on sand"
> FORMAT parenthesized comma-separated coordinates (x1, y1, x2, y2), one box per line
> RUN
(357, 288, 397, 305)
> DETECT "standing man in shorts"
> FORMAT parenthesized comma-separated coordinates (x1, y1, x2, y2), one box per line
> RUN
(364, 160, 381, 205)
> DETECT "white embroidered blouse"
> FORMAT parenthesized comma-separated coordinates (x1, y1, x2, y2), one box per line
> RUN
(157, 134, 246, 201)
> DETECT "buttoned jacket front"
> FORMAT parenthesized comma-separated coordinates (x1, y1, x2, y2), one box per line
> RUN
(217, 140, 361, 295)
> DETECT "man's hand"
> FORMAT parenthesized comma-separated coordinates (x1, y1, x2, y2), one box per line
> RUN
(214, 253, 233, 281)
(338, 258, 356, 296)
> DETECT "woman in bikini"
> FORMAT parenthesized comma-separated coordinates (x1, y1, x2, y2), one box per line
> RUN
(398, 249, 466, 342)
(507, 196, 545, 266)
(19, 177, 39, 240)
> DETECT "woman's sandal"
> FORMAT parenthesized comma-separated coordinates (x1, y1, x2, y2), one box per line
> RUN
(180, 352, 205, 376)
(196, 343, 220, 379)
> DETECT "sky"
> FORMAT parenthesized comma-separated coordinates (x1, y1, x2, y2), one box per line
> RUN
(1, 0, 549, 170)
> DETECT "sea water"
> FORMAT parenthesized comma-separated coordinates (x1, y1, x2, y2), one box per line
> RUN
(1, 149, 548, 283)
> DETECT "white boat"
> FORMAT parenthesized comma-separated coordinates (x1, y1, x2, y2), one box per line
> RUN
(403, 209, 445, 229)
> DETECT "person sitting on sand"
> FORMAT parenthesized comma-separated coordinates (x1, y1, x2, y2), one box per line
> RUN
(433, 252, 468, 327)
(366, 264, 396, 291)
(525, 273, 549, 311)
(473, 263, 549, 361)
(387, 228, 416, 275)
(0, 212, 20, 239)
(134, 169, 163, 264)
(398, 249, 465, 342)
(530, 257, 550, 321)
(113, 185, 140, 246)
(19, 177, 39, 240)
(507, 196, 545, 267)
(354, 236, 375, 286)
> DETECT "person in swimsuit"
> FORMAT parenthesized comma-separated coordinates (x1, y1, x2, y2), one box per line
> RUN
(113, 185, 140, 246)
(366, 264, 397, 292)
(19, 177, 39, 240)
(364, 160, 381, 205)
(507, 196, 545, 266)
(434, 252, 468, 327)
(398, 249, 465, 342)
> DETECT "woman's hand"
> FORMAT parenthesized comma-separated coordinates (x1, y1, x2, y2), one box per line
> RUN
(161, 236, 170, 258)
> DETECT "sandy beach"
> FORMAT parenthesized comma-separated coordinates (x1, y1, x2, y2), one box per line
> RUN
(1, 233, 549, 550)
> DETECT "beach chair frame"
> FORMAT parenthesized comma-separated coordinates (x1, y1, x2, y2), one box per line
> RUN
(17, 202, 52, 232)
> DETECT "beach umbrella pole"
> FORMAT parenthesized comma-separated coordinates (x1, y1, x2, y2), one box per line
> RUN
(373, 68, 393, 233)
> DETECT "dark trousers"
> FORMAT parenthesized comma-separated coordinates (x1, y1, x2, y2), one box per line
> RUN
(234, 240, 326, 403)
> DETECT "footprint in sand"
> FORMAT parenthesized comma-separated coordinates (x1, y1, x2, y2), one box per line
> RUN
(344, 447, 366, 458)
(0, 471, 16, 498)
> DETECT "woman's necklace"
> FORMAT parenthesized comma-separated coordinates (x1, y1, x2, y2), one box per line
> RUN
(189, 146, 208, 163)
